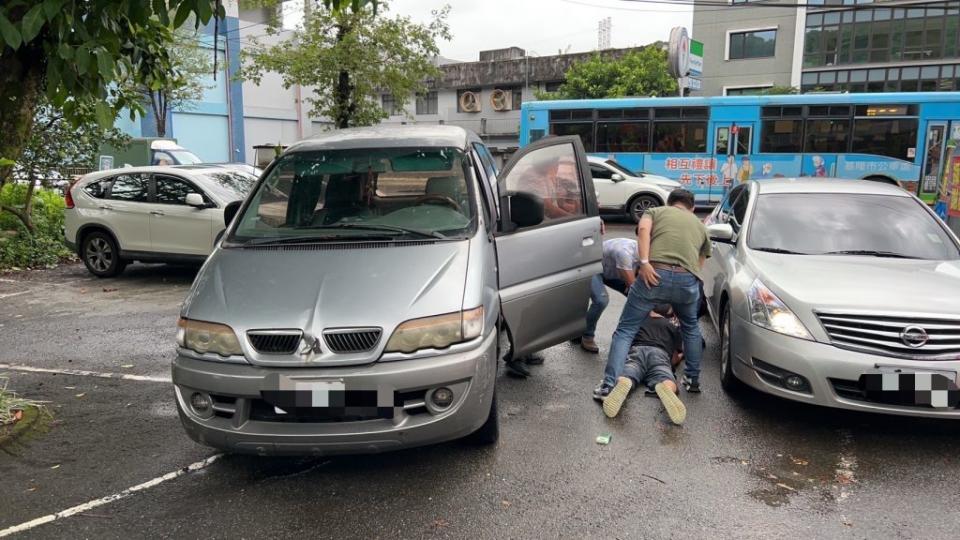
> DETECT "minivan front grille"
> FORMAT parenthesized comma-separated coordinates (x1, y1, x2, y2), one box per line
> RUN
(816, 312, 960, 360)
(248, 331, 303, 354)
(323, 328, 382, 353)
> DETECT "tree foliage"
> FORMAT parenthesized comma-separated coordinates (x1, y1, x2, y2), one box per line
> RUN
(118, 28, 215, 137)
(537, 47, 678, 100)
(240, 1, 450, 128)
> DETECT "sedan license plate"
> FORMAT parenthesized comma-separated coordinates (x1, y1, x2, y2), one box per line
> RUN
(261, 375, 394, 420)
(859, 372, 960, 409)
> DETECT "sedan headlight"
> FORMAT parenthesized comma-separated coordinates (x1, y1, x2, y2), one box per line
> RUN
(385, 307, 484, 354)
(746, 279, 812, 340)
(177, 318, 243, 357)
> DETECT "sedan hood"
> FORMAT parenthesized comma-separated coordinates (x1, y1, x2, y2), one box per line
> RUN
(749, 251, 960, 315)
(183, 240, 470, 340)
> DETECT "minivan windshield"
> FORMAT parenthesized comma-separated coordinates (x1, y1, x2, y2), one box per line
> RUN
(748, 193, 960, 260)
(229, 147, 475, 244)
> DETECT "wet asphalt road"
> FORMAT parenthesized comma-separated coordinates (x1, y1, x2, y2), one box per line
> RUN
(2, 221, 960, 539)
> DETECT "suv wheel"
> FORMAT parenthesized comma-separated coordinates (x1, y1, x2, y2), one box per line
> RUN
(628, 195, 659, 223)
(81, 231, 126, 278)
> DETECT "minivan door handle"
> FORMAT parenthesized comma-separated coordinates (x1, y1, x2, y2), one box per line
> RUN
(582, 235, 595, 247)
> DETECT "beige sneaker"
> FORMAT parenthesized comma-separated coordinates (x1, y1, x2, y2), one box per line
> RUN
(581, 336, 599, 353)
(655, 382, 687, 425)
(603, 377, 633, 418)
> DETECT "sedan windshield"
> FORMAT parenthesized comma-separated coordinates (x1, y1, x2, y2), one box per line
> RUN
(748, 193, 960, 260)
(230, 147, 475, 244)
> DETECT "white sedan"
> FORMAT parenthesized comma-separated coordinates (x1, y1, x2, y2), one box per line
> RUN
(588, 155, 681, 222)
(64, 165, 257, 277)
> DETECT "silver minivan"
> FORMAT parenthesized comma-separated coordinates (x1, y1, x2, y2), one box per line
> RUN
(173, 126, 602, 455)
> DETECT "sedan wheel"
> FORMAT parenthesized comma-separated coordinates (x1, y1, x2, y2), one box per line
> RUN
(720, 305, 744, 395)
(629, 195, 659, 223)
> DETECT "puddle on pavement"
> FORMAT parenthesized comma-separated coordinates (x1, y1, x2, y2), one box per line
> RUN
(711, 451, 854, 508)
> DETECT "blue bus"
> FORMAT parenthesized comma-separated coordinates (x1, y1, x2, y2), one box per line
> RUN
(519, 92, 960, 205)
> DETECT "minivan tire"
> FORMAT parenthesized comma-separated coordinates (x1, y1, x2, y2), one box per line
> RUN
(628, 195, 660, 223)
(81, 231, 126, 278)
(465, 391, 499, 445)
(719, 304, 745, 395)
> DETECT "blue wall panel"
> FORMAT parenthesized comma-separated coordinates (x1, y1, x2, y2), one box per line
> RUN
(171, 113, 230, 162)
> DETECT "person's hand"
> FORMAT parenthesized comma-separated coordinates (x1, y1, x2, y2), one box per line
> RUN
(600, 221, 606, 235)
(638, 263, 660, 288)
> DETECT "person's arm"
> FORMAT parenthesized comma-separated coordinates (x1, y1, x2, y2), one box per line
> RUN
(636, 214, 660, 287)
(618, 268, 635, 289)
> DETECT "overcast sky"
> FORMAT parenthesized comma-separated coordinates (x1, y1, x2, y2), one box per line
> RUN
(382, 0, 693, 62)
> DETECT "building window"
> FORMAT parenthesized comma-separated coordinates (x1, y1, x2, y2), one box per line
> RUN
(725, 86, 773, 96)
(800, 63, 960, 93)
(382, 94, 401, 116)
(415, 91, 438, 115)
(512, 87, 523, 111)
(728, 29, 777, 60)
(543, 81, 563, 93)
(804, 3, 960, 69)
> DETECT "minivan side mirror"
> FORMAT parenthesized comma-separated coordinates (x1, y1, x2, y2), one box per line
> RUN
(707, 223, 735, 243)
(224, 200, 242, 228)
(508, 191, 544, 229)
(611, 173, 625, 182)
(185, 193, 207, 208)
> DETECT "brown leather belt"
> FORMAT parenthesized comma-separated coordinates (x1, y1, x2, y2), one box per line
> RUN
(651, 262, 690, 274)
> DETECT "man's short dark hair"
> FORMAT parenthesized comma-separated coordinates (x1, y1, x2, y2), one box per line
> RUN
(653, 304, 673, 317)
(667, 189, 696, 209)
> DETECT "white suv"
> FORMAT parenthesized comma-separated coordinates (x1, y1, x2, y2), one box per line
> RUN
(588, 156, 681, 222)
(64, 165, 257, 277)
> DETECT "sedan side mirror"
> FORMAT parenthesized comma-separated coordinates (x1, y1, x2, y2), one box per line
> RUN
(611, 173, 625, 182)
(224, 200, 243, 228)
(507, 191, 544, 229)
(185, 193, 207, 208)
(707, 223, 735, 243)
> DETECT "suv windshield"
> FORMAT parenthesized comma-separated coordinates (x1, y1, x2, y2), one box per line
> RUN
(230, 147, 475, 244)
(200, 170, 257, 200)
(748, 193, 960, 260)
(605, 160, 640, 177)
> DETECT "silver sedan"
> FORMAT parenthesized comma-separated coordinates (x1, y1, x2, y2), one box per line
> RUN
(702, 179, 960, 418)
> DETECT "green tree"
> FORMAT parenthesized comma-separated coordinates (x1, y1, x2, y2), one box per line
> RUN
(763, 85, 800, 95)
(240, 1, 450, 129)
(537, 47, 678, 100)
(0, 1, 225, 181)
(118, 28, 215, 138)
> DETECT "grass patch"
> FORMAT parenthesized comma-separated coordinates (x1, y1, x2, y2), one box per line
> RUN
(1, 376, 50, 427)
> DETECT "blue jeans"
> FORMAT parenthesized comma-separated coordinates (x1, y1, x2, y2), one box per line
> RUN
(602, 269, 703, 386)
(584, 275, 628, 338)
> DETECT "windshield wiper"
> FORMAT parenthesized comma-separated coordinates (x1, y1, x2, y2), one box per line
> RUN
(752, 247, 809, 255)
(304, 223, 447, 240)
(240, 235, 372, 246)
(820, 250, 921, 259)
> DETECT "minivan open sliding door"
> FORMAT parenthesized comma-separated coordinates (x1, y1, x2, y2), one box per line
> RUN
(494, 136, 603, 359)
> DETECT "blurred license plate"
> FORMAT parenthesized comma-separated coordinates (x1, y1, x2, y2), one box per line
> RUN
(859, 372, 960, 409)
(262, 375, 345, 409)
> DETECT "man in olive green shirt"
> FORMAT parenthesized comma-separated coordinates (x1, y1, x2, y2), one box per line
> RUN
(594, 189, 711, 406)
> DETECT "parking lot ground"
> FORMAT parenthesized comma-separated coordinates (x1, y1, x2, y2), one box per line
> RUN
(2, 225, 960, 538)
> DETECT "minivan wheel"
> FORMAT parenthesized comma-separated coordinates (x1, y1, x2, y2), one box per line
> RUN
(465, 391, 499, 445)
(81, 231, 126, 278)
(628, 195, 659, 223)
(719, 304, 745, 395)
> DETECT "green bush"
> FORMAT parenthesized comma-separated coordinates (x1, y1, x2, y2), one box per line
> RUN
(0, 184, 73, 269)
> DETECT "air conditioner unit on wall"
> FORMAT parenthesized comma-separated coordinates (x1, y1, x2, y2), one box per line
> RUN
(490, 89, 512, 112)
(459, 90, 481, 113)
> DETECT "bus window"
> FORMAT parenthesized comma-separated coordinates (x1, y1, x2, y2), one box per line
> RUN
(715, 127, 730, 155)
(653, 121, 707, 153)
(736, 126, 752, 155)
(596, 121, 650, 152)
(550, 123, 595, 152)
(761, 119, 804, 153)
(805, 118, 850, 153)
(851, 118, 918, 160)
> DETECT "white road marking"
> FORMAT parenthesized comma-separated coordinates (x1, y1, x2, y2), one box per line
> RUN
(0, 454, 223, 537)
(0, 364, 171, 384)
(0, 290, 30, 300)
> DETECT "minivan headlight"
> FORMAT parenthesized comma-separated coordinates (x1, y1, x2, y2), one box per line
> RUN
(746, 279, 812, 340)
(177, 318, 243, 357)
(384, 307, 484, 354)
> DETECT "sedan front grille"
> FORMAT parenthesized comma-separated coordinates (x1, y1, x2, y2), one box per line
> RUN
(248, 331, 303, 355)
(816, 312, 960, 360)
(323, 328, 382, 353)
